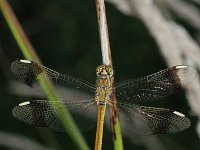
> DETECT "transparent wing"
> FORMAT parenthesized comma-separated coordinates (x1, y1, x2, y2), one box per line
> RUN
(12, 100, 97, 131)
(11, 60, 96, 100)
(117, 103, 190, 135)
(115, 65, 196, 102)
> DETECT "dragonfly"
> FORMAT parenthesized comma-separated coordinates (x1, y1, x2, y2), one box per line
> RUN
(11, 60, 196, 150)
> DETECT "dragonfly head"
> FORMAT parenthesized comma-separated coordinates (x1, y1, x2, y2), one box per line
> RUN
(96, 65, 114, 78)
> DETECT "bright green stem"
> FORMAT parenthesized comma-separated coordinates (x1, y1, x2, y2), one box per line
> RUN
(0, 0, 89, 149)
(113, 118, 124, 150)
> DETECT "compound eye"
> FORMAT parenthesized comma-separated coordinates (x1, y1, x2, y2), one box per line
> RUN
(97, 68, 101, 73)
(106, 68, 110, 73)
(96, 67, 103, 76)
(107, 69, 112, 75)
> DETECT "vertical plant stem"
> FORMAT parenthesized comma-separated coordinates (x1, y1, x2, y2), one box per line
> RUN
(0, 0, 89, 150)
(95, 0, 124, 150)
(96, 0, 112, 66)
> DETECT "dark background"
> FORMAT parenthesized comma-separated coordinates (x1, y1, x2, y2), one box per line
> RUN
(0, 0, 199, 150)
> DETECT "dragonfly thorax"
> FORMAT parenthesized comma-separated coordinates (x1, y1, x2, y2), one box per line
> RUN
(96, 65, 114, 78)
(95, 86, 112, 105)
(95, 65, 113, 105)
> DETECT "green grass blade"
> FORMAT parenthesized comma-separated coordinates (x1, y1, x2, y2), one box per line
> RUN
(113, 118, 124, 150)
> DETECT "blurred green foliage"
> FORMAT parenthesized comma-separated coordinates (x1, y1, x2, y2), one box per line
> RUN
(0, 0, 199, 150)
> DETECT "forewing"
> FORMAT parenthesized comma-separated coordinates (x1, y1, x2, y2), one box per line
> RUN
(11, 60, 96, 100)
(115, 65, 196, 102)
(118, 103, 190, 135)
(12, 100, 97, 131)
